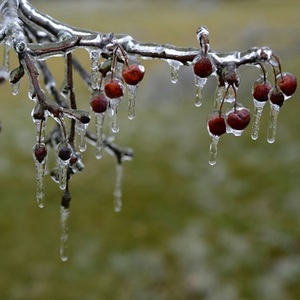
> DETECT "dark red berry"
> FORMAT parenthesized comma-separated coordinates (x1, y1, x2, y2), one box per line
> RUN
(276, 72, 297, 96)
(104, 79, 124, 99)
(252, 79, 272, 102)
(269, 87, 285, 107)
(34, 144, 47, 163)
(122, 64, 145, 85)
(226, 108, 251, 131)
(90, 92, 108, 113)
(193, 56, 213, 78)
(58, 144, 72, 161)
(207, 115, 226, 136)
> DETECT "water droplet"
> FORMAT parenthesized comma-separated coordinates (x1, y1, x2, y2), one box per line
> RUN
(251, 100, 266, 140)
(95, 112, 105, 159)
(267, 103, 280, 144)
(194, 75, 207, 107)
(60, 205, 70, 262)
(113, 163, 123, 212)
(127, 84, 138, 120)
(208, 134, 220, 166)
(166, 59, 182, 84)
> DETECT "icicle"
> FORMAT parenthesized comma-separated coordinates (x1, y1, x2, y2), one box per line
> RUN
(113, 163, 123, 212)
(208, 135, 220, 166)
(166, 59, 181, 84)
(10, 80, 20, 95)
(127, 84, 138, 120)
(33, 143, 47, 208)
(76, 121, 88, 152)
(56, 142, 72, 190)
(89, 49, 101, 90)
(110, 98, 120, 133)
(251, 100, 266, 140)
(194, 75, 207, 107)
(95, 112, 105, 159)
(267, 103, 280, 144)
(60, 205, 70, 262)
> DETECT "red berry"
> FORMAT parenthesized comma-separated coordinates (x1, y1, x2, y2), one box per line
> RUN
(193, 56, 213, 78)
(269, 87, 285, 107)
(207, 115, 226, 136)
(122, 64, 145, 85)
(252, 79, 272, 102)
(104, 78, 124, 99)
(226, 108, 251, 131)
(90, 92, 108, 113)
(33, 144, 47, 163)
(276, 72, 297, 97)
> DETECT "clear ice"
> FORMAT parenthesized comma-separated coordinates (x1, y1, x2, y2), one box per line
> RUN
(95, 112, 105, 159)
(113, 163, 123, 212)
(127, 84, 138, 120)
(76, 121, 88, 152)
(110, 98, 120, 133)
(166, 59, 181, 84)
(267, 103, 280, 144)
(89, 49, 101, 90)
(208, 134, 220, 166)
(194, 75, 207, 107)
(251, 100, 266, 140)
(60, 205, 70, 262)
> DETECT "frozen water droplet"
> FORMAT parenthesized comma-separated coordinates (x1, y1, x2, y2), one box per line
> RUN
(194, 75, 207, 107)
(113, 163, 123, 212)
(76, 121, 88, 152)
(89, 49, 101, 90)
(95, 112, 105, 159)
(208, 134, 220, 166)
(60, 205, 69, 262)
(10, 81, 20, 95)
(267, 103, 280, 144)
(127, 84, 138, 120)
(166, 59, 181, 84)
(110, 98, 120, 133)
(251, 100, 266, 140)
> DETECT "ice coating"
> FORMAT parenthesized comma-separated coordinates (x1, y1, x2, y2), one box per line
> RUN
(251, 100, 266, 140)
(166, 59, 182, 84)
(127, 84, 138, 120)
(267, 103, 280, 144)
(60, 205, 69, 262)
(194, 75, 207, 107)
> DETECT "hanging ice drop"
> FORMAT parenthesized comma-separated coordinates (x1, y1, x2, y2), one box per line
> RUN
(267, 103, 280, 144)
(127, 84, 138, 120)
(251, 100, 266, 140)
(166, 59, 181, 84)
(60, 205, 70, 262)
(95, 112, 105, 159)
(194, 75, 207, 107)
(113, 163, 123, 212)
(208, 135, 220, 166)
(10, 80, 20, 95)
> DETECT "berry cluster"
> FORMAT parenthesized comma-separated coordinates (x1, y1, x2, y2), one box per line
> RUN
(192, 27, 297, 164)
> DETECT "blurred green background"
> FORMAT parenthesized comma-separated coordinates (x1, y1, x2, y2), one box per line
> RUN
(0, 0, 300, 299)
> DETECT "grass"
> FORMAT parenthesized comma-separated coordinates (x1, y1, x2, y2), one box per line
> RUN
(1, 0, 300, 299)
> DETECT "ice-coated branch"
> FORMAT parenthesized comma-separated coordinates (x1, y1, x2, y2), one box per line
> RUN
(0, 0, 297, 260)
